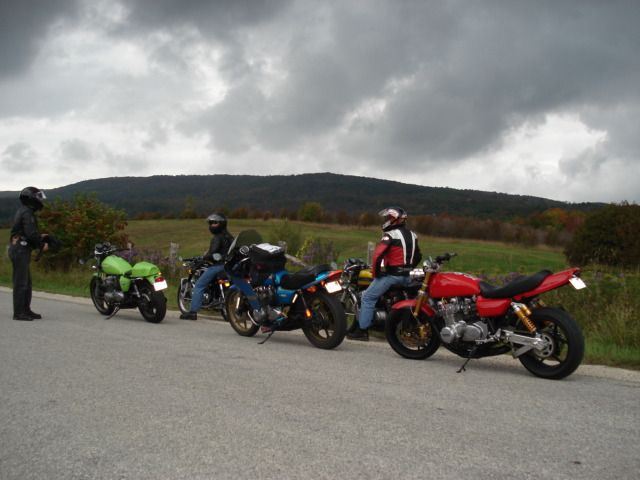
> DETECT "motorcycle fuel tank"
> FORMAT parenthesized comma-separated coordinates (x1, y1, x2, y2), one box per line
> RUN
(101, 255, 133, 276)
(429, 272, 481, 298)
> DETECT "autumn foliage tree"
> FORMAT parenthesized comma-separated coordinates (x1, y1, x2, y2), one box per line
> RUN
(39, 193, 128, 270)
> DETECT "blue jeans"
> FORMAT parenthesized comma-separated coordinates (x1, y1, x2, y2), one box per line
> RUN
(358, 275, 411, 330)
(229, 275, 262, 310)
(190, 264, 225, 312)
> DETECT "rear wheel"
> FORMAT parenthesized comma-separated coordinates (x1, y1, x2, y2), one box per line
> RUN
(385, 307, 440, 360)
(302, 291, 347, 349)
(138, 284, 167, 323)
(519, 307, 584, 380)
(90, 277, 115, 316)
(226, 289, 259, 337)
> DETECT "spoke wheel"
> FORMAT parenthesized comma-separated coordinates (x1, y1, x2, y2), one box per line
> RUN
(90, 277, 115, 316)
(177, 278, 193, 314)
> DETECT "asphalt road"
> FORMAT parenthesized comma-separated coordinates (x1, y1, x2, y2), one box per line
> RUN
(1, 288, 638, 480)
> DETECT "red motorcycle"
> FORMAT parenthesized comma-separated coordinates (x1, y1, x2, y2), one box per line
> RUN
(385, 253, 586, 379)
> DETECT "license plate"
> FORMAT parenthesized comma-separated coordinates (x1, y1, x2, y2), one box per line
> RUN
(324, 280, 342, 293)
(569, 277, 587, 290)
(154, 280, 168, 291)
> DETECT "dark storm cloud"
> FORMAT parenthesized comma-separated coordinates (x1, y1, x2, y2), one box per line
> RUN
(169, 0, 640, 168)
(0, 0, 79, 78)
(122, 0, 291, 39)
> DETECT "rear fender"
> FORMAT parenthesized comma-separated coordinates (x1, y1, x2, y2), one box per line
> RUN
(391, 298, 436, 317)
(514, 268, 580, 300)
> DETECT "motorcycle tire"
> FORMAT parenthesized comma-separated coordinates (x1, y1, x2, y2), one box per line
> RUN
(226, 289, 259, 337)
(301, 290, 347, 350)
(90, 277, 115, 316)
(177, 278, 193, 314)
(385, 307, 441, 360)
(518, 307, 584, 380)
(340, 288, 359, 334)
(138, 283, 167, 323)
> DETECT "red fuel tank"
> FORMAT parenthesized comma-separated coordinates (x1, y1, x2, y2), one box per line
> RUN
(429, 272, 481, 298)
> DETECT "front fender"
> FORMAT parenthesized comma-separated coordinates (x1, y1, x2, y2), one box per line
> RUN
(391, 298, 436, 317)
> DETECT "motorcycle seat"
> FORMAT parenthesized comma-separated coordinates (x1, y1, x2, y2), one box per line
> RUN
(279, 264, 332, 290)
(479, 270, 552, 298)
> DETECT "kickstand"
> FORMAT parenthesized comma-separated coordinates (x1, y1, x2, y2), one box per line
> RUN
(106, 306, 120, 320)
(258, 329, 276, 345)
(457, 346, 478, 373)
(457, 357, 471, 373)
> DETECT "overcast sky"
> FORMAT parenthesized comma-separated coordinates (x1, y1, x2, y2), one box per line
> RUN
(1, 0, 638, 203)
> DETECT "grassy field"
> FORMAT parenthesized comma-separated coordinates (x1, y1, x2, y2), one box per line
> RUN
(1, 218, 638, 368)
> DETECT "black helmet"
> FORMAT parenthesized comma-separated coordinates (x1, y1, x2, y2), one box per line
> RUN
(19, 186, 46, 211)
(378, 206, 407, 231)
(207, 212, 227, 234)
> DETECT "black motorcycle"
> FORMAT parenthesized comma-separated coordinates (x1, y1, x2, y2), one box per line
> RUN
(337, 258, 421, 334)
(177, 256, 230, 320)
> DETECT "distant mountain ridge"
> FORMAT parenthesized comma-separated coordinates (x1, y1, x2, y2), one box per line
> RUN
(0, 173, 602, 224)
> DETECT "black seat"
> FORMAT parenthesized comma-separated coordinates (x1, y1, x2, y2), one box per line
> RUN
(279, 264, 332, 290)
(479, 270, 552, 298)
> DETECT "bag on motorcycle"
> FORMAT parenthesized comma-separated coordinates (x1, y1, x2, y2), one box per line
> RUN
(249, 243, 286, 273)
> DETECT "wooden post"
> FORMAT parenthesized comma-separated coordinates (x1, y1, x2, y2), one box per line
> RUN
(367, 241, 375, 266)
(169, 242, 179, 274)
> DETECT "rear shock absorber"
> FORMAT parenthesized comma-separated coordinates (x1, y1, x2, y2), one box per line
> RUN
(512, 303, 536, 333)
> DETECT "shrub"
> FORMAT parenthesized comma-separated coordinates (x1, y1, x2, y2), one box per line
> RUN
(267, 220, 303, 254)
(38, 193, 128, 271)
(296, 237, 339, 267)
(565, 203, 640, 267)
(298, 202, 324, 222)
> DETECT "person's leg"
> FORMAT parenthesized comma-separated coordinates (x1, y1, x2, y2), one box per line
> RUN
(229, 275, 266, 323)
(181, 265, 222, 319)
(10, 247, 32, 320)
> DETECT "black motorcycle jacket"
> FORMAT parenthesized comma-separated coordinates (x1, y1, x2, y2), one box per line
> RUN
(204, 230, 234, 263)
(10, 205, 43, 250)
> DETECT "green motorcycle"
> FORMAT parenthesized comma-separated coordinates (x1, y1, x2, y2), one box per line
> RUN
(89, 242, 168, 323)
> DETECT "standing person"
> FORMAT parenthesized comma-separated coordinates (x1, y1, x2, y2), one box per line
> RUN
(180, 213, 234, 320)
(347, 207, 421, 341)
(9, 187, 48, 321)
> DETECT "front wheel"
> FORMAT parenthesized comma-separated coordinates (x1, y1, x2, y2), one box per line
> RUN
(90, 277, 115, 316)
(385, 307, 441, 360)
(138, 284, 167, 323)
(519, 307, 584, 380)
(177, 278, 193, 314)
(226, 289, 259, 337)
(302, 291, 346, 349)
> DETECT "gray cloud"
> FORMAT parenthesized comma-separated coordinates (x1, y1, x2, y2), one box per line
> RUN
(0, 0, 638, 202)
(0, 0, 79, 78)
(1, 142, 38, 170)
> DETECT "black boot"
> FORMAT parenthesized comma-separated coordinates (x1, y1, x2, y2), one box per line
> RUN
(180, 311, 197, 320)
(27, 310, 42, 319)
(13, 313, 33, 321)
(347, 327, 369, 341)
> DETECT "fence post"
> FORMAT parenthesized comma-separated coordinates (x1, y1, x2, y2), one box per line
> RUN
(169, 242, 179, 274)
(367, 241, 375, 265)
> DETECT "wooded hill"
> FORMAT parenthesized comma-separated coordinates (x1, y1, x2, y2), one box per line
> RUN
(0, 172, 601, 224)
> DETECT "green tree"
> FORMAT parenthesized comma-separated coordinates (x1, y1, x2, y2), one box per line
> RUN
(39, 193, 128, 270)
(298, 202, 324, 222)
(565, 203, 640, 267)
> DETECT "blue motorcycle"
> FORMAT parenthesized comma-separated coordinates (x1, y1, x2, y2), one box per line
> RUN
(224, 230, 347, 349)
